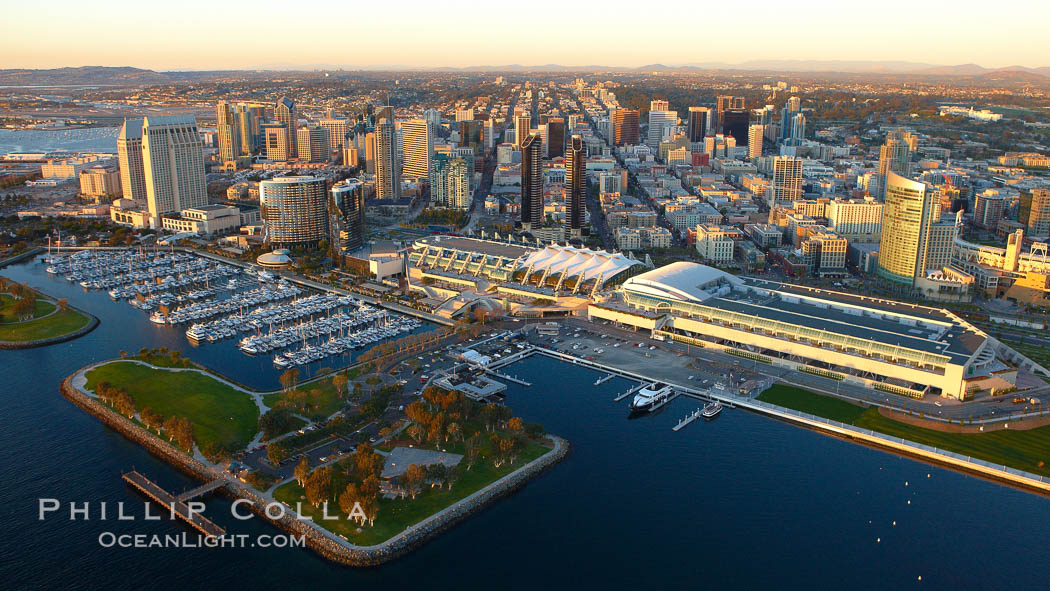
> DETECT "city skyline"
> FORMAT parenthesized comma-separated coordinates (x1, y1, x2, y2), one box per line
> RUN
(4, 0, 1050, 71)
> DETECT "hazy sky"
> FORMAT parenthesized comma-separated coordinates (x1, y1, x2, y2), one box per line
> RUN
(4, 0, 1050, 70)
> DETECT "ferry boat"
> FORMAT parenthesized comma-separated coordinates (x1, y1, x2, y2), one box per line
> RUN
(630, 382, 674, 413)
(701, 401, 723, 419)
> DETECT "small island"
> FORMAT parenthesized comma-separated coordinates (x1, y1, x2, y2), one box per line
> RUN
(0, 277, 96, 348)
(63, 348, 567, 564)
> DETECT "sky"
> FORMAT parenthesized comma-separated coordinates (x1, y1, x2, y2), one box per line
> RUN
(3, 0, 1050, 71)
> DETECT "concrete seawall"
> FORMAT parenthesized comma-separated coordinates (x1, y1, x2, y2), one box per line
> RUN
(527, 346, 1050, 497)
(59, 369, 569, 566)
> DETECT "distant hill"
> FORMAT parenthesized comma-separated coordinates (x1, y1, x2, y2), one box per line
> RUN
(0, 66, 173, 85)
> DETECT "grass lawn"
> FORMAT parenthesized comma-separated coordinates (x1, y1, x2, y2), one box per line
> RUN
(273, 436, 552, 546)
(0, 293, 55, 320)
(0, 303, 90, 342)
(757, 385, 1050, 478)
(263, 364, 375, 420)
(85, 361, 259, 451)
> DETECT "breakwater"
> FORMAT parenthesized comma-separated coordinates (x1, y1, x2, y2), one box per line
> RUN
(59, 367, 569, 566)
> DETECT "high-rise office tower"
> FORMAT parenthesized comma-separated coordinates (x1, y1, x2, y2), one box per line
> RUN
(748, 124, 764, 159)
(374, 105, 394, 124)
(766, 156, 803, 207)
(546, 117, 566, 159)
(117, 119, 146, 203)
(780, 97, 802, 141)
(259, 176, 328, 247)
(459, 120, 482, 156)
(876, 172, 938, 286)
(514, 113, 531, 150)
(401, 118, 433, 178)
(565, 135, 585, 238)
(1021, 188, 1050, 237)
(788, 112, 806, 145)
(612, 109, 640, 146)
(721, 109, 750, 146)
(375, 118, 401, 200)
(716, 95, 745, 129)
(520, 133, 543, 230)
(650, 100, 670, 112)
(455, 108, 475, 122)
(140, 115, 207, 226)
(319, 118, 352, 152)
(874, 130, 918, 198)
(423, 109, 442, 129)
(262, 123, 291, 162)
(274, 97, 298, 157)
(647, 108, 677, 150)
(687, 107, 710, 143)
(235, 104, 264, 156)
(329, 178, 366, 256)
(364, 131, 377, 174)
(297, 125, 330, 163)
(215, 101, 240, 163)
(483, 118, 495, 150)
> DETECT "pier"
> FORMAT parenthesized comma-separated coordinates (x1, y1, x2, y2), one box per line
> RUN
(614, 382, 648, 402)
(594, 374, 615, 386)
(673, 408, 703, 432)
(121, 471, 226, 537)
(484, 368, 532, 386)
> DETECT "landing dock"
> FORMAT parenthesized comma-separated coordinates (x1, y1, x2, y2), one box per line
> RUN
(122, 471, 226, 537)
(614, 382, 648, 402)
(594, 374, 615, 386)
(673, 408, 703, 432)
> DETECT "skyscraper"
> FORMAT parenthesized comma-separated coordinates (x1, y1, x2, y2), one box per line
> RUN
(260, 176, 328, 247)
(329, 178, 366, 256)
(780, 97, 801, 142)
(364, 131, 377, 174)
(374, 105, 394, 124)
(520, 133, 542, 230)
(766, 156, 803, 207)
(716, 95, 745, 129)
(117, 119, 146, 203)
(565, 135, 585, 238)
(319, 118, 352, 152)
(401, 118, 433, 178)
(788, 112, 806, 145)
(650, 99, 670, 112)
(262, 123, 292, 162)
(546, 117, 566, 159)
(215, 101, 240, 163)
(375, 118, 401, 200)
(612, 109, 640, 146)
(235, 103, 264, 156)
(721, 109, 750, 146)
(1021, 188, 1050, 237)
(274, 97, 298, 157)
(647, 108, 677, 150)
(687, 107, 710, 143)
(874, 130, 918, 198)
(141, 115, 207, 226)
(459, 120, 482, 156)
(876, 172, 938, 286)
(514, 113, 531, 150)
(747, 124, 764, 159)
(297, 125, 330, 163)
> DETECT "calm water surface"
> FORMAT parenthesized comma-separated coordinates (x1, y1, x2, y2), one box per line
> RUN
(1, 258, 1048, 590)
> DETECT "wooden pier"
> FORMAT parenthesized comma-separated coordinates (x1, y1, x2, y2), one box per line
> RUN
(122, 471, 226, 537)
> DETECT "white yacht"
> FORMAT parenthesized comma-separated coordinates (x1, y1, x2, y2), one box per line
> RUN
(630, 383, 674, 413)
(701, 401, 723, 419)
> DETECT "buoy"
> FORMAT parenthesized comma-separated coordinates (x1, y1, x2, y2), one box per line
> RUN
(918, 576, 922, 581)
(905, 481, 908, 486)
(907, 500, 911, 505)
(877, 537, 881, 543)
(892, 521, 897, 526)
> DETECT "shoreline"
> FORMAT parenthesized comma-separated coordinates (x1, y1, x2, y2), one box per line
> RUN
(59, 365, 570, 566)
(520, 346, 1050, 497)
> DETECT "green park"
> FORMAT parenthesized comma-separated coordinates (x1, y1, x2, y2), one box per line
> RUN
(758, 384, 1050, 478)
(0, 280, 92, 343)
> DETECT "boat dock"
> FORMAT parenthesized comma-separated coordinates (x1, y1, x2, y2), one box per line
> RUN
(484, 368, 532, 386)
(594, 374, 615, 386)
(673, 408, 703, 431)
(121, 471, 226, 537)
(614, 382, 648, 402)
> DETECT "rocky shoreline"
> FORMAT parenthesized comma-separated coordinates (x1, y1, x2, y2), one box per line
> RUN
(59, 369, 570, 566)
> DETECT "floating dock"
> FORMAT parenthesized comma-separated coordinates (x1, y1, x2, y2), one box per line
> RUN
(673, 408, 703, 432)
(614, 382, 648, 402)
(594, 374, 615, 386)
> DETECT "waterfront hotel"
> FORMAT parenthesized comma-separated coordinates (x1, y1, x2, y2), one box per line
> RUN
(590, 262, 1033, 400)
